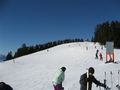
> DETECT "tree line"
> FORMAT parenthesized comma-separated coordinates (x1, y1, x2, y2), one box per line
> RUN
(5, 20, 120, 61)
(92, 21, 120, 48)
(5, 38, 84, 61)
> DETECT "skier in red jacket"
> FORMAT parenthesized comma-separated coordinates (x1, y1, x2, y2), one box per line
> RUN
(99, 53, 103, 60)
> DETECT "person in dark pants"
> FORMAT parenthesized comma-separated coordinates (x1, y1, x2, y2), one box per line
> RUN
(79, 67, 107, 90)
(95, 49, 99, 59)
(99, 53, 103, 60)
(52, 67, 66, 90)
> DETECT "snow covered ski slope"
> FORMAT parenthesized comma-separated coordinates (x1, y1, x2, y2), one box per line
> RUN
(0, 42, 120, 90)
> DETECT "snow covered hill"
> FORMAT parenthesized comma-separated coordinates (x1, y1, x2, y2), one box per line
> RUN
(0, 54, 6, 62)
(0, 42, 120, 90)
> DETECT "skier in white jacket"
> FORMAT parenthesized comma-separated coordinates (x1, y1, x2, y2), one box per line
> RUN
(52, 67, 66, 90)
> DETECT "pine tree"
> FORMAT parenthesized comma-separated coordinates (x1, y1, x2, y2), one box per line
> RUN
(6, 51, 13, 61)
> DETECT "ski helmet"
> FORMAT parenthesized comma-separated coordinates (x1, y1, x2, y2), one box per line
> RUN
(61, 67, 66, 72)
(88, 67, 95, 74)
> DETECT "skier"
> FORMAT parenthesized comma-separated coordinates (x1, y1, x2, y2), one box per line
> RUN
(86, 46, 88, 50)
(99, 53, 103, 61)
(79, 67, 107, 90)
(52, 67, 66, 90)
(95, 49, 99, 59)
(95, 46, 96, 49)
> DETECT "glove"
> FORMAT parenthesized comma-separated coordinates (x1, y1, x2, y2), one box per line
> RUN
(101, 83, 106, 88)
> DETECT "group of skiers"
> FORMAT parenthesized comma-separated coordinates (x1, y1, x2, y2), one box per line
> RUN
(52, 67, 108, 90)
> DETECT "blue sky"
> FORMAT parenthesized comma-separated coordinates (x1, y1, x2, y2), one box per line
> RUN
(0, 0, 120, 54)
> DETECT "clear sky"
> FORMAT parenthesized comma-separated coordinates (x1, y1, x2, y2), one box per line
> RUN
(0, 0, 120, 54)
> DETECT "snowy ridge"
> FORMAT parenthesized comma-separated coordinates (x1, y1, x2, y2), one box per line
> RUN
(0, 42, 120, 90)
(0, 54, 6, 61)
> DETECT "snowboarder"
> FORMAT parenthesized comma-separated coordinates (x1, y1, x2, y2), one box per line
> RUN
(79, 67, 107, 90)
(52, 67, 66, 90)
(95, 49, 99, 59)
(99, 53, 103, 61)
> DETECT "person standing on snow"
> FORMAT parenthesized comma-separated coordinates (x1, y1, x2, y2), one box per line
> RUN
(52, 67, 66, 90)
(99, 53, 103, 60)
(95, 49, 99, 59)
(79, 67, 107, 90)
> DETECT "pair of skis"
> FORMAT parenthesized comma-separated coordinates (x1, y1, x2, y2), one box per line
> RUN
(116, 70, 120, 90)
(104, 70, 120, 90)
(110, 70, 120, 90)
(104, 72, 111, 90)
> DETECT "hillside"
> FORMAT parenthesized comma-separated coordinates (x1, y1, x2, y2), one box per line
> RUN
(0, 54, 6, 62)
(0, 42, 120, 90)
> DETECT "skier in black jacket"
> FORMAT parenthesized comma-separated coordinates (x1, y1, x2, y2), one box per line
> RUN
(79, 67, 107, 90)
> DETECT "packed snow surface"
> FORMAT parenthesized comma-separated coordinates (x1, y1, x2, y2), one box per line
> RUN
(0, 42, 120, 90)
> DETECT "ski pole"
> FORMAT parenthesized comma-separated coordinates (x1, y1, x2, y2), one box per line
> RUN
(110, 71, 113, 90)
(118, 70, 120, 86)
(104, 72, 106, 90)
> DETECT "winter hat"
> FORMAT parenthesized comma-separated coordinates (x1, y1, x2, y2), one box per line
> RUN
(61, 67, 66, 72)
(88, 67, 95, 74)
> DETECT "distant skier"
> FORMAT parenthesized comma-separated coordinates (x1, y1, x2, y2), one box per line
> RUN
(101, 46, 103, 50)
(47, 49, 49, 52)
(79, 67, 107, 90)
(86, 46, 88, 50)
(95, 49, 99, 59)
(52, 67, 66, 90)
(99, 53, 103, 61)
(95, 46, 96, 49)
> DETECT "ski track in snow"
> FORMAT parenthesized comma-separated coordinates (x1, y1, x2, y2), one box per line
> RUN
(0, 42, 120, 90)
